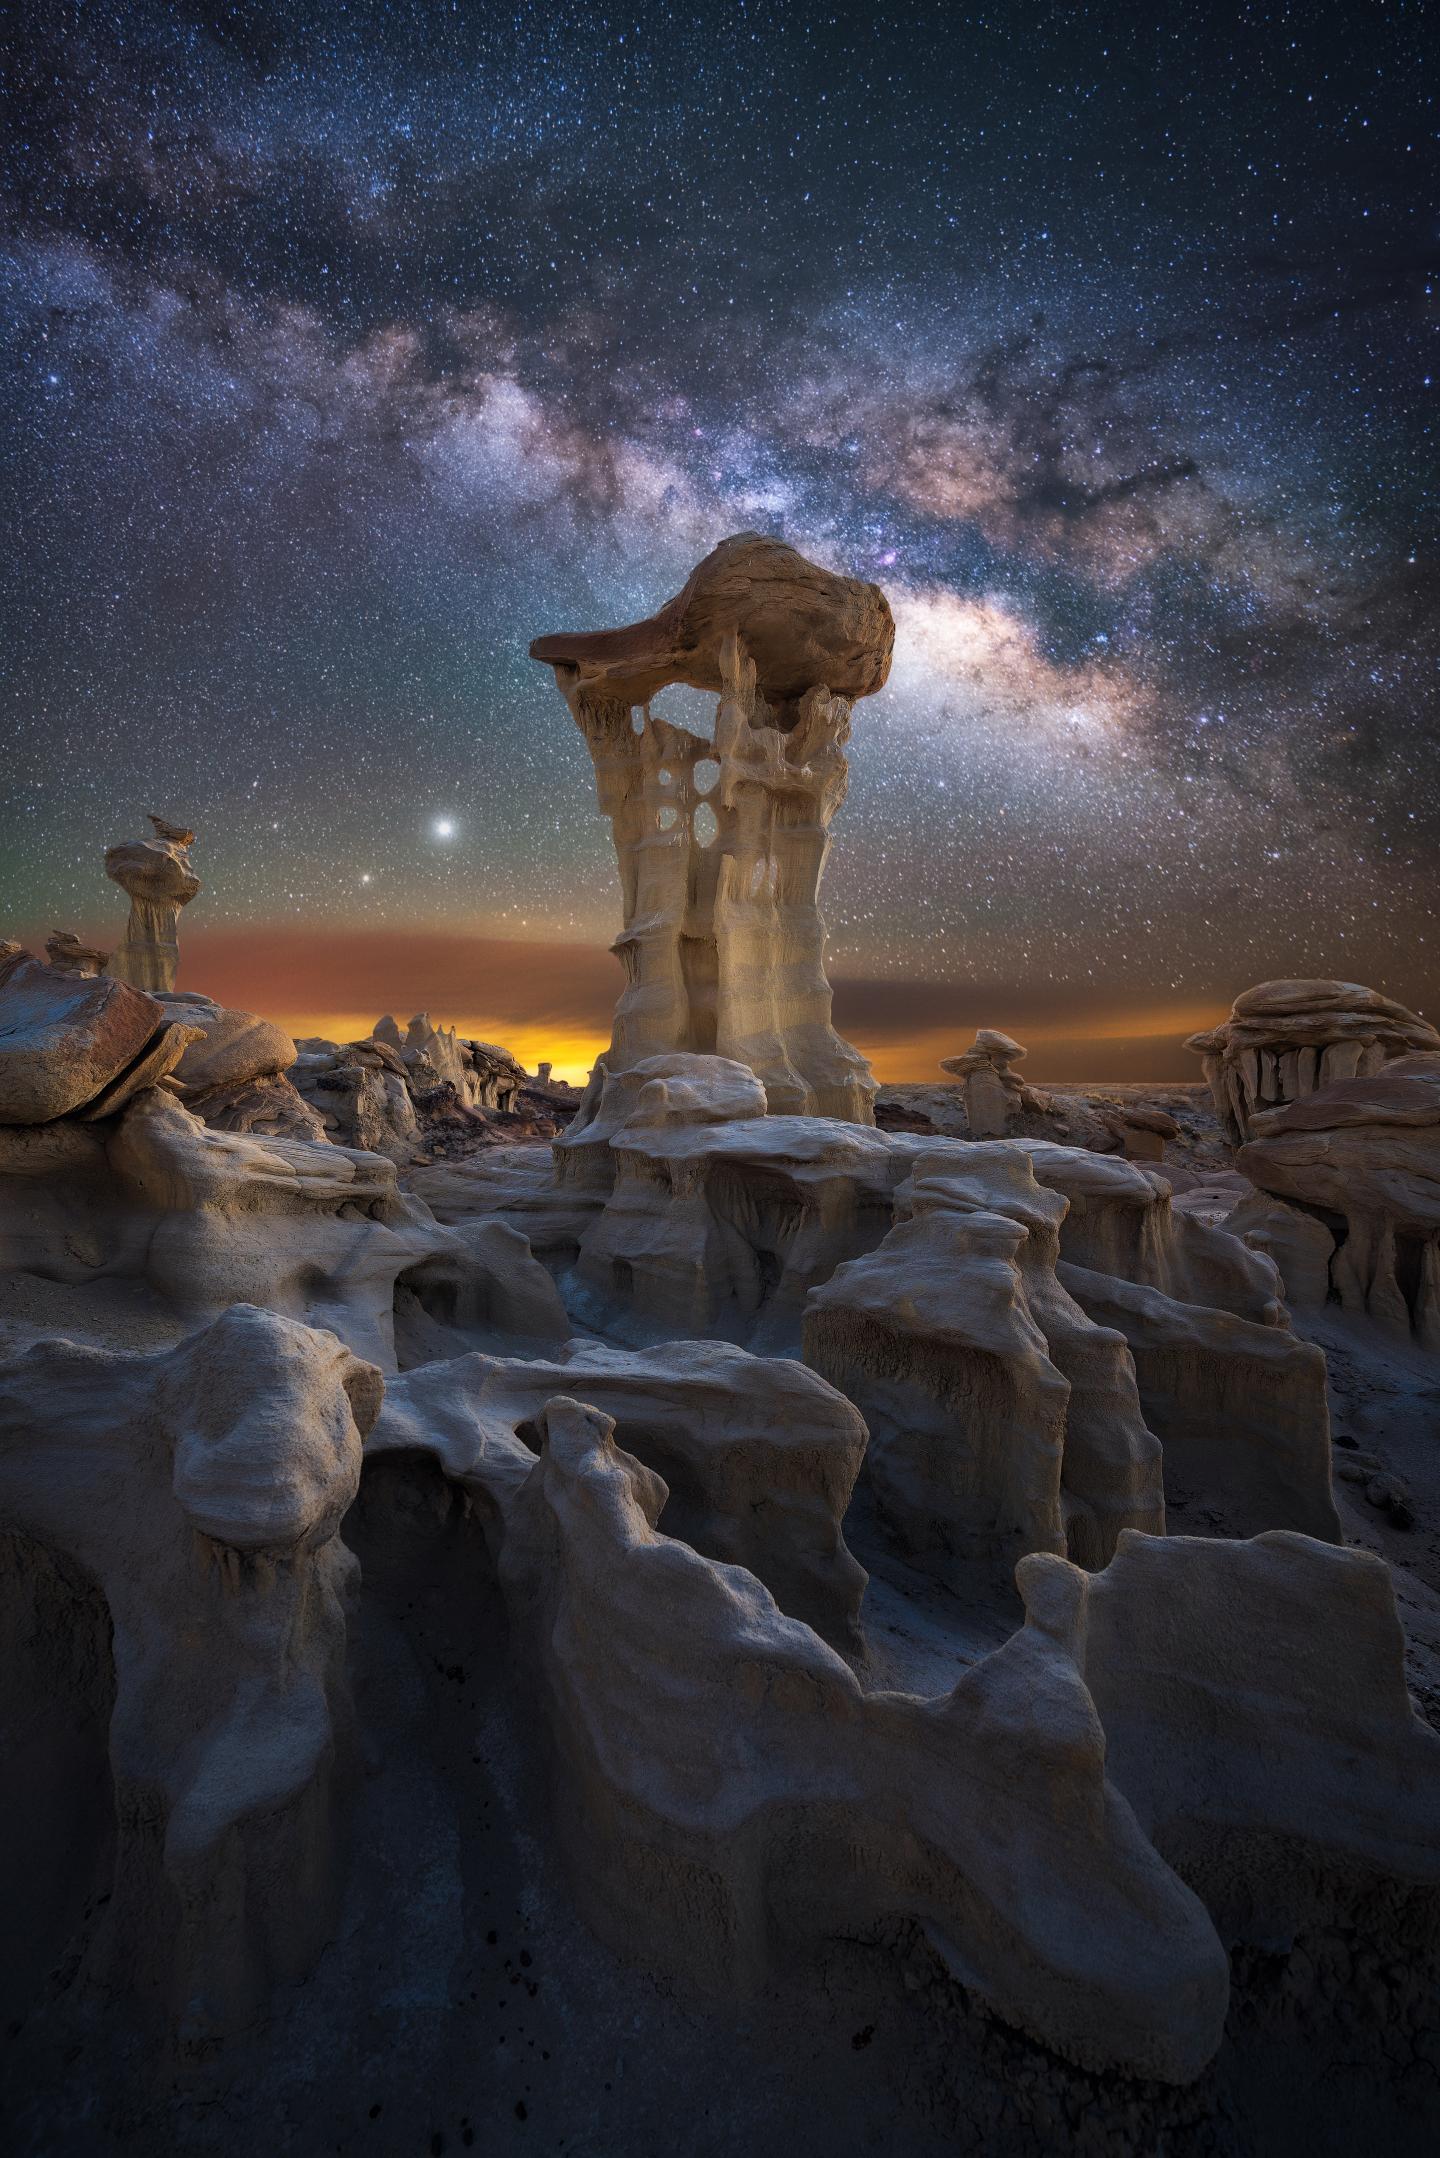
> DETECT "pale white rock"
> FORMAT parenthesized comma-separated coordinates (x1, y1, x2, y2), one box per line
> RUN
(494, 1394, 1230, 2084)
(567, 1099, 910, 1351)
(532, 536, 886, 1123)
(0, 1305, 380, 2042)
(375, 1335, 868, 1650)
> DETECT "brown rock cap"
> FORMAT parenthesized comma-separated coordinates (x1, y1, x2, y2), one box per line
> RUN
(529, 532, 894, 708)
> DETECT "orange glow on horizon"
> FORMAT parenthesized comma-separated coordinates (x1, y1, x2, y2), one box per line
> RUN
(22, 920, 1228, 1086)
(277, 1014, 606, 1089)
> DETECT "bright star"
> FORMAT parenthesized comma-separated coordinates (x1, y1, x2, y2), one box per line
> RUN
(432, 818, 456, 840)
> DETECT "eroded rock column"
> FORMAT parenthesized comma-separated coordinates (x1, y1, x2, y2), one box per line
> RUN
(104, 814, 201, 992)
(532, 533, 891, 1125)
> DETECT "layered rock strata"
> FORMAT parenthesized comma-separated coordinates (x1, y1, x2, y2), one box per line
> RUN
(1187, 978, 1440, 1143)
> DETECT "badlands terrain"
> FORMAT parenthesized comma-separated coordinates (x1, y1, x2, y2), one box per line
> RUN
(2, 539, 1438, 2156)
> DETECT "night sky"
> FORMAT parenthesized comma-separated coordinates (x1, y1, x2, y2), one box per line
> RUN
(2, 0, 1436, 1080)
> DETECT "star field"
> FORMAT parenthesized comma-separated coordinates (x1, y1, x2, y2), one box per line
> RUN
(1, 0, 1436, 1072)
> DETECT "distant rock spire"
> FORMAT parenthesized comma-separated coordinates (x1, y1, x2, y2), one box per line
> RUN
(103, 814, 201, 992)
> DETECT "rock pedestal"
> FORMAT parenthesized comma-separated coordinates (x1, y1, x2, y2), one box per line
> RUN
(104, 815, 201, 993)
(1187, 979, 1440, 1143)
(940, 1028, 1029, 1136)
(531, 534, 891, 1126)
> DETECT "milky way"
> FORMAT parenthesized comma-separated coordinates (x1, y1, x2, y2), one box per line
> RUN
(2, 1, 1436, 1074)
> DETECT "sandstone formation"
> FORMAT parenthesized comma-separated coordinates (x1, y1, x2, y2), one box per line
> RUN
(1187, 978, 1440, 1143)
(530, 528, 894, 710)
(7, 666, 1440, 2140)
(0, 1306, 380, 2045)
(1226, 1187, 1337, 1309)
(294, 1033, 421, 1158)
(103, 815, 201, 993)
(494, 1396, 1231, 2084)
(1023, 1530, 1440, 1947)
(939, 1028, 1032, 1136)
(1239, 1050, 1440, 1344)
(1013, 1141, 1338, 1542)
(375, 1336, 868, 1651)
(290, 1022, 565, 1162)
(531, 535, 887, 1123)
(555, 1054, 906, 1351)
(152, 989, 327, 1142)
(805, 1150, 1165, 1582)
(374, 1012, 529, 1113)
(43, 929, 109, 977)
(0, 1064, 561, 1373)
(0, 947, 197, 1124)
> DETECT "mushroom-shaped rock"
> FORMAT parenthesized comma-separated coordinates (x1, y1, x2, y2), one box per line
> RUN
(104, 816, 201, 992)
(1186, 978, 1440, 1141)
(940, 1028, 1029, 1137)
(530, 539, 886, 1124)
(530, 531, 894, 711)
(1109, 1103, 1181, 1163)
(1239, 1050, 1440, 1342)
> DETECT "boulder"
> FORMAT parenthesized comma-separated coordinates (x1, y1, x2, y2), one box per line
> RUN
(0, 948, 171, 1124)
(157, 990, 298, 1093)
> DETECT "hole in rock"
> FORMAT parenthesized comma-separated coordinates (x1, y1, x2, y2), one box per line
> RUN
(648, 684, 717, 737)
(657, 805, 678, 831)
(693, 802, 719, 849)
(658, 767, 673, 786)
(692, 757, 720, 795)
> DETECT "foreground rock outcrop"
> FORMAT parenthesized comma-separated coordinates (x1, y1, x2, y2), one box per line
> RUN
(496, 1396, 1232, 2084)
(0, 1306, 380, 2046)
(375, 1337, 869, 1651)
